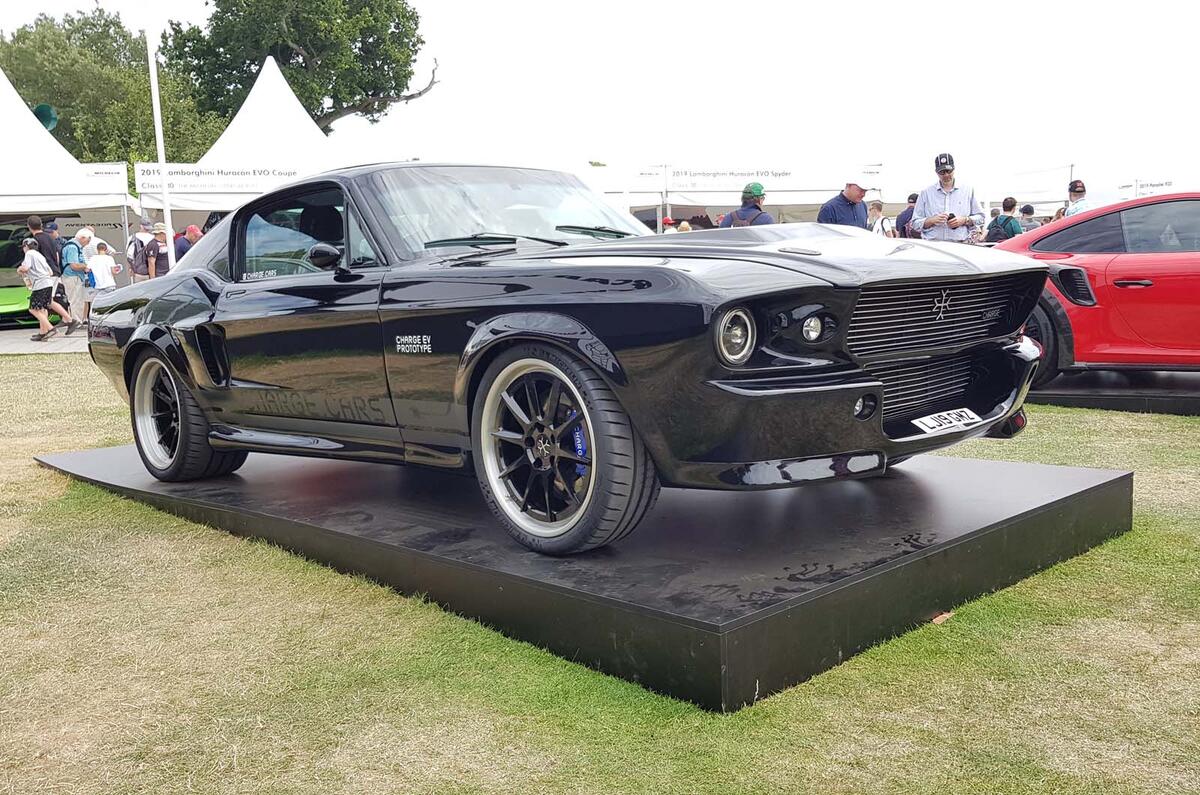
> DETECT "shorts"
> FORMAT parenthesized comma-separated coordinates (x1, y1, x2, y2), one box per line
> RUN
(86, 286, 116, 302)
(131, 273, 150, 283)
(29, 287, 52, 310)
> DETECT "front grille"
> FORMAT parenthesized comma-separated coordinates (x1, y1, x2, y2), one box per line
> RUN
(867, 353, 976, 423)
(846, 272, 1044, 358)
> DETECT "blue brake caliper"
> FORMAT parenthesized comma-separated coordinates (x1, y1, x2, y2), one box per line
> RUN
(570, 414, 587, 478)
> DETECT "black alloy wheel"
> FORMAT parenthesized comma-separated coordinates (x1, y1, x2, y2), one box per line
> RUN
(130, 349, 248, 481)
(473, 344, 660, 554)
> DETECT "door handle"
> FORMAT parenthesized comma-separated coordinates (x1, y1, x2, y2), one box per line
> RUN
(1113, 279, 1153, 288)
(225, 289, 247, 298)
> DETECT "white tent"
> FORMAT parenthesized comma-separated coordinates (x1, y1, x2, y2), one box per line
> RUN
(0, 63, 133, 214)
(138, 57, 334, 214)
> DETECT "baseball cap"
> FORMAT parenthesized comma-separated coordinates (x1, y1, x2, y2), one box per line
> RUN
(45, 221, 58, 231)
(139, 217, 153, 230)
(742, 182, 766, 198)
(1020, 204, 1035, 215)
(662, 217, 674, 226)
(152, 222, 168, 234)
(934, 153, 955, 173)
(22, 237, 38, 248)
(1068, 179, 1086, 193)
(185, 224, 202, 236)
(907, 193, 919, 203)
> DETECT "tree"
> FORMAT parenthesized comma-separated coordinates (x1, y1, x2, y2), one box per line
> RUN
(162, 0, 436, 133)
(0, 9, 227, 188)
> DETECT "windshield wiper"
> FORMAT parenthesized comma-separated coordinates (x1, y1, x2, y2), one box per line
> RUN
(554, 224, 633, 239)
(424, 231, 567, 249)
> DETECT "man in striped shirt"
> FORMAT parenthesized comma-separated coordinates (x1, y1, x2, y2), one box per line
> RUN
(911, 153, 985, 243)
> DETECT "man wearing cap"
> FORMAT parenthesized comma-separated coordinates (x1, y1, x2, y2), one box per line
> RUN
(661, 217, 678, 234)
(145, 223, 172, 279)
(896, 193, 919, 238)
(911, 153, 985, 243)
(1064, 180, 1091, 217)
(175, 224, 203, 259)
(817, 182, 870, 229)
(719, 182, 775, 227)
(1019, 204, 1041, 232)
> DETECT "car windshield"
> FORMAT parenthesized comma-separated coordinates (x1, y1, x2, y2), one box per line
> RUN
(367, 166, 647, 257)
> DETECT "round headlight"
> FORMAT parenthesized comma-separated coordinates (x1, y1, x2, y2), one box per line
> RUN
(801, 315, 824, 342)
(716, 308, 755, 366)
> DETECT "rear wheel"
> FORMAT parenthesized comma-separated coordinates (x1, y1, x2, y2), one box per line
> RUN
(130, 349, 247, 481)
(472, 344, 659, 554)
(1025, 304, 1059, 388)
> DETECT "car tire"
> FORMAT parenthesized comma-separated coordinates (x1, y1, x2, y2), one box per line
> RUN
(472, 343, 660, 555)
(1025, 304, 1059, 388)
(130, 349, 248, 481)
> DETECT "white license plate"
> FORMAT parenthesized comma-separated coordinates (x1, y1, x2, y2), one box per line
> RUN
(912, 408, 982, 433)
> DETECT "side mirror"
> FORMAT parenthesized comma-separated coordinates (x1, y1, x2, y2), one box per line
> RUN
(306, 242, 343, 271)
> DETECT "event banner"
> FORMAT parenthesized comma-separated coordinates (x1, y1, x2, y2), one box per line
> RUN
(134, 163, 304, 195)
(82, 161, 129, 194)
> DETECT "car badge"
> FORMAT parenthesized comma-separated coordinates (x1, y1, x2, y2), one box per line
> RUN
(932, 288, 951, 320)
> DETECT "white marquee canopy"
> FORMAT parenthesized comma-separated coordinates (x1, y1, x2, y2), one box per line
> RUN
(0, 63, 132, 214)
(137, 56, 335, 212)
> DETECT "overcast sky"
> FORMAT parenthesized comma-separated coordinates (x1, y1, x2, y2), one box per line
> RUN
(10, 0, 1198, 203)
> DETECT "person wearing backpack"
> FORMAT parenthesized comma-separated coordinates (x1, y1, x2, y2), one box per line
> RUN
(59, 229, 91, 333)
(127, 216, 154, 283)
(719, 182, 775, 227)
(985, 197, 1024, 243)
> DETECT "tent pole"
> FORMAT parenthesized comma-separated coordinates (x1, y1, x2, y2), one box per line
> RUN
(120, 202, 130, 266)
(145, 30, 176, 271)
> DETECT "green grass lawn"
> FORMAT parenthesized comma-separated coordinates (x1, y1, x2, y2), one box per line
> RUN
(2, 353, 1198, 794)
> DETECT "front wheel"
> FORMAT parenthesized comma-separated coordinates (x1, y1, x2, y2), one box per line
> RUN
(472, 344, 660, 554)
(130, 349, 247, 481)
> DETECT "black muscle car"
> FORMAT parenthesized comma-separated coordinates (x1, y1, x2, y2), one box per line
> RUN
(88, 164, 1047, 554)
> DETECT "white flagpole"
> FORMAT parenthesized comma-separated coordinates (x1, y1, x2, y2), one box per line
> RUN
(144, 29, 176, 270)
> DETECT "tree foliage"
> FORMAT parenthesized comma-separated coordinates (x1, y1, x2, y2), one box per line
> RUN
(0, 9, 226, 187)
(162, 0, 435, 132)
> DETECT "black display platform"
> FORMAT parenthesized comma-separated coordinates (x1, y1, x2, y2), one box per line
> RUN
(38, 446, 1132, 712)
(1029, 370, 1200, 415)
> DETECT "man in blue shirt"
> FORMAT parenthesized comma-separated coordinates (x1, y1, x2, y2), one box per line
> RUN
(911, 153, 985, 242)
(719, 182, 775, 227)
(817, 182, 869, 229)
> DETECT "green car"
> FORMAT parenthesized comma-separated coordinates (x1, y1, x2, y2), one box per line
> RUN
(0, 219, 62, 328)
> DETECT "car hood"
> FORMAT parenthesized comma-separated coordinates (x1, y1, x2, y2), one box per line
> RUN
(503, 223, 1046, 287)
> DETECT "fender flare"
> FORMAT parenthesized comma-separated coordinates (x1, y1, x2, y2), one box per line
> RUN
(1037, 289, 1076, 370)
(454, 312, 627, 407)
(122, 325, 194, 392)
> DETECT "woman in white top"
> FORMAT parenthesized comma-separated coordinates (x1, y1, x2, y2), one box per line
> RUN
(16, 238, 73, 340)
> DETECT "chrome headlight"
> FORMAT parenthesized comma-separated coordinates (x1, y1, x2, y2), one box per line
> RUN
(716, 307, 756, 366)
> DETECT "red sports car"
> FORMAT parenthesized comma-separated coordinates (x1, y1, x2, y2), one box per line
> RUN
(997, 192, 1200, 385)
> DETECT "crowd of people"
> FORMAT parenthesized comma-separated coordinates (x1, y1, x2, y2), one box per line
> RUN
(16, 213, 203, 341)
(658, 153, 1094, 245)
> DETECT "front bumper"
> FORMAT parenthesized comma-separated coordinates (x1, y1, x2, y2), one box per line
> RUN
(657, 336, 1040, 489)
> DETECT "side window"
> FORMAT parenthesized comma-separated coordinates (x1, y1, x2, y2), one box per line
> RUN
(347, 207, 380, 268)
(240, 188, 346, 281)
(175, 217, 232, 281)
(1120, 200, 1200, 253)
(1032, 212, 1125, 254)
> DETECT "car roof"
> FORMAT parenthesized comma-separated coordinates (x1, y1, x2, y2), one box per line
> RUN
(998, 191, 1200, 250)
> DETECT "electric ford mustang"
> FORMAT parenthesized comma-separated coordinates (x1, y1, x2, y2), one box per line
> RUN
(88, 164, 1046, 554)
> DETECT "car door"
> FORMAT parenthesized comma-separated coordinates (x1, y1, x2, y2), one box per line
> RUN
(207, 183, 398, 429)
(1105, 199, 1200, 353)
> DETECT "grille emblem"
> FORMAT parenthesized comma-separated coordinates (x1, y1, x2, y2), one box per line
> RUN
(931, 288, 951, 320)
